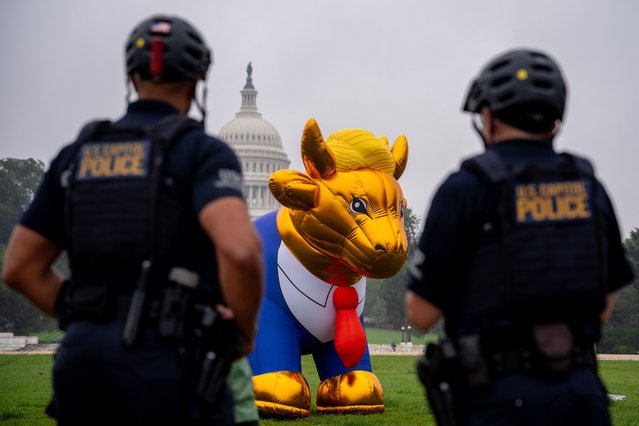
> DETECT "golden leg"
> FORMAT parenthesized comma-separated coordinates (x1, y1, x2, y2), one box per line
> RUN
(316, 370, 385, 414)
(252, 371, 311, 418)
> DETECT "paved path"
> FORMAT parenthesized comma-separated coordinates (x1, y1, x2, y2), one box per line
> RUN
(597, 354, 639, 361)
(2, 344, 638, 361)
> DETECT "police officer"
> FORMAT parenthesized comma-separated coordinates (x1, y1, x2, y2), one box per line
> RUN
(405, 48, 635, 425)
(2, 15, 263, 424)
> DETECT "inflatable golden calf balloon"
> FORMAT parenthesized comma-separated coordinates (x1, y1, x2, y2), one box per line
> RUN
(249, 118, 409, 417)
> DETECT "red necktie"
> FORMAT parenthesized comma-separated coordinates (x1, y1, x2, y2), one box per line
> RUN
(333, 286, 366, 368)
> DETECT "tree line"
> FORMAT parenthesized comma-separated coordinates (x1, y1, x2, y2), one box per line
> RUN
(599, 227, 639, 353)
(0, 158, 58, 333)
(0, 157, 637, 354)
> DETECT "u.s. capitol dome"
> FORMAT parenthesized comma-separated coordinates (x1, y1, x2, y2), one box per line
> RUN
(218, 63, 291, 219)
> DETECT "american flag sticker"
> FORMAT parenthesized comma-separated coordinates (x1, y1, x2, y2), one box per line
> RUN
(150, 21, 171, 34)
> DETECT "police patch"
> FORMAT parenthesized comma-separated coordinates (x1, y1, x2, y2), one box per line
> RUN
(76, 141, 151, 180)
(407, 248, 425, 280)
(512, 179, 593, 224)
(213, 168, 243, 192)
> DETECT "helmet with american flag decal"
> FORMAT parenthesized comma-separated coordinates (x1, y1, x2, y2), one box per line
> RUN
(125, 15, 212, 82)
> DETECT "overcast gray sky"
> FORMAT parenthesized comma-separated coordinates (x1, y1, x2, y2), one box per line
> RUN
(1, 1, 637, 237)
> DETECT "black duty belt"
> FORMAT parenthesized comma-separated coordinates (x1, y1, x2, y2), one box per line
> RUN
(60, 290, 163, 326)
(457, 324, 598, 387)
(460, 343, 597, 390)
(488, 343, 596, 377)
(95, 292, 168, 323)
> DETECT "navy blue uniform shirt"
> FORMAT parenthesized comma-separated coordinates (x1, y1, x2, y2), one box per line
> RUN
(407, 139, 634, 336)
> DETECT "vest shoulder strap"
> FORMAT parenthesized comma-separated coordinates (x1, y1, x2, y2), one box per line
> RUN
(75, 119, 113, 144)
(462, 150, 596, 183)
(72, 115, 201, 149)
(560, 152, 595, 177)
(149, 115, 203, 151)
(461, 150, 509, 183)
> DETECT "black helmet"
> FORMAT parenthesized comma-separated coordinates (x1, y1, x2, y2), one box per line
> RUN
(462, 49, 567, 133)
(125, 15, 212, 82)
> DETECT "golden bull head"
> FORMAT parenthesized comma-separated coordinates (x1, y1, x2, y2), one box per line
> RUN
(269, 118, 409, 286)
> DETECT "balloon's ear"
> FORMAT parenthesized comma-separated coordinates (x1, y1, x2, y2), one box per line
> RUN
(301, 118, 336, 179)
(391, 135, 408, 180)
(269, 170, 319, 210)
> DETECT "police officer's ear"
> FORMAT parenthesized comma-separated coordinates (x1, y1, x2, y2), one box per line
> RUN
(480, 106, 496, 146)
(189, 80, 198, 101)
(129, 73, 141, 93)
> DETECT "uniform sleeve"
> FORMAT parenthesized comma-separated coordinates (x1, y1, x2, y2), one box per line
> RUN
(192, 135, 245, 214)
(19, 146, 74, 248)
(407, 172, 475, 310)
(597, 183, 635, 292)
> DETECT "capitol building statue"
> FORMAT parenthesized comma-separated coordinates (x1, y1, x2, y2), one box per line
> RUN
(218, 63, 291, 219)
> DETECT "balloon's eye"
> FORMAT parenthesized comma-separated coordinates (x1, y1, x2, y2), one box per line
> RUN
(349, 197, 368, 215)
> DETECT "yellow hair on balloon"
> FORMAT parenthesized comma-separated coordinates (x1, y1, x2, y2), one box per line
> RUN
(325, 129, 396, 175)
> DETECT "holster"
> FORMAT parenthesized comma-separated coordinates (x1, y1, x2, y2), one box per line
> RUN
(416, 340, 464, 426)
(157, 284, 191, 339)
(157, 267, 201, 340)
(458, 334, 490, 388)
(192, 305, 243, 404)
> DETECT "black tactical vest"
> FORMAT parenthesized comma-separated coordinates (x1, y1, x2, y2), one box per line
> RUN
(458, 150, 607, 327)
(63, 115, 202, 282)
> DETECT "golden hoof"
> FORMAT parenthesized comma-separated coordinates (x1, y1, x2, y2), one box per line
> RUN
(316, 370, 385, 414)
(252, 371, 311, 418)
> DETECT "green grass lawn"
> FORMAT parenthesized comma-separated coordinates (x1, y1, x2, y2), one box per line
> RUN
(600, 361, 639, 426)
(0, 354, 636, 425)
(0, 355, 55, 426)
